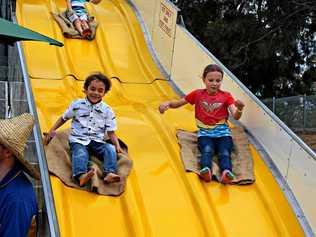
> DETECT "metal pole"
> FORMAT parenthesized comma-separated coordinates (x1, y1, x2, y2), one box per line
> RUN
(16, 42, 60, 237)
(303, 94, 307, 131)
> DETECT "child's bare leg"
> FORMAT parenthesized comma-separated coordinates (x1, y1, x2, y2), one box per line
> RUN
(81, 20, 92, 38)
(104, 172, 120, 183)
(79, 168, 95, 186)
(73, 19, 84, 35)
(96, 142, 119, 183)
(81, 20, 90, 31)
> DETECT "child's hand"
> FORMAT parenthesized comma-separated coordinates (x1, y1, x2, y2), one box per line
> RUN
(235, 100, 245, 111)
(116, 145, 124, 154)
(43, 131, 56, 145)
(159, 102, 170, 114)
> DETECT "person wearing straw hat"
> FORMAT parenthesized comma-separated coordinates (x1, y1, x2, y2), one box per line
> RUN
(0, 113, 40, 237)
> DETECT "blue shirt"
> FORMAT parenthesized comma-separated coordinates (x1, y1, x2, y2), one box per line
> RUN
(0, 162, 38, 237)
(71, 0, 88, 15)
(63, 98, 117, 145)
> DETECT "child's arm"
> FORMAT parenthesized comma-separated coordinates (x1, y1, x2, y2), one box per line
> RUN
(107, 131, 124, 154)
(159, 98, 188, 114)
(228, 99, 245, 120)
(66, 0, 72, 10)
(43, 117, 67, 145)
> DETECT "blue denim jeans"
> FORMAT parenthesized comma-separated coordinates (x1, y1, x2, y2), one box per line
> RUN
(69, 140, 117, 179)
(197, 136, 233, 172)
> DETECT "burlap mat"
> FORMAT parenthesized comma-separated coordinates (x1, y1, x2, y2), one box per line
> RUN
(45, 130, 132, 196)
(51, 10, 98, 40)
(177, 127, 255, 184)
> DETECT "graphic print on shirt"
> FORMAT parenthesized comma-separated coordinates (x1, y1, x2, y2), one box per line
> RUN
(200, 101, 223, 113)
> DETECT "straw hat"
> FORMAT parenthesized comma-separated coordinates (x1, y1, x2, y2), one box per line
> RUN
(0, 113, 40, 179)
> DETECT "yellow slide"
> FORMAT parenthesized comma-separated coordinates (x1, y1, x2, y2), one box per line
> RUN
(16, 0, 306, 236)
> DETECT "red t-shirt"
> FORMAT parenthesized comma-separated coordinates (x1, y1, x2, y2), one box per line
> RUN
(185, 89, 235, 125)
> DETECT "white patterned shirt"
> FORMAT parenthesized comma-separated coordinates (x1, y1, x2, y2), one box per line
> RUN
(62, 98, 117, 145)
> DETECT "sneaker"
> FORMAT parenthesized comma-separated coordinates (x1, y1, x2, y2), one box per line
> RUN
(199, 167, 212, 182)
(82, 28, 92, 38)
(220, 169, 235, 184)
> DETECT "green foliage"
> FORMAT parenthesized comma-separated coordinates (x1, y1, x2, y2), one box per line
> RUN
(173, 0, 316, 98)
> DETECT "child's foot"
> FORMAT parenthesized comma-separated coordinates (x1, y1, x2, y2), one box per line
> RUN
(79, 169, 95, 187)
(104, 173, 121, 183)
(82, 28, 92, 38)
(199, 167, 212, 182)
(220, 169, 235, 184)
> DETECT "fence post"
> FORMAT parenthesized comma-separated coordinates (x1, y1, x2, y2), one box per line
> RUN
(303, 94, 307, 131)
(272, 96, 276, 113)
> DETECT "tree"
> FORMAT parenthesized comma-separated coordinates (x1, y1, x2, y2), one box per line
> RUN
(173, 0, 316, 98)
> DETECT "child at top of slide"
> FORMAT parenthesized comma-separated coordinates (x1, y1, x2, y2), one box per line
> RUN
(66, 0, 102, 38)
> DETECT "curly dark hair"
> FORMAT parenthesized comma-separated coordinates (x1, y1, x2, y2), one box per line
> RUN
(202, 64, 224, 79)
(84, 72, 111, 92)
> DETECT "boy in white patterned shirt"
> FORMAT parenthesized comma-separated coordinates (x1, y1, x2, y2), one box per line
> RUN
(44, 72, 122, 186)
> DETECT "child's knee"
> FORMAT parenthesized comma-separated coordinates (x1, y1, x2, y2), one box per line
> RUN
(68, 12, 79, 23)
(200, 144, 213, 153)
(218, 150, 230, 158)
(104, 143, 116, 155)
(108, 143, 115, 150)
(71, 144, 88, 157)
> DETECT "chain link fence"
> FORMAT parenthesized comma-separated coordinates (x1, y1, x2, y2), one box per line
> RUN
(263, 95, 316, 131)
(0, 80, 8, 118)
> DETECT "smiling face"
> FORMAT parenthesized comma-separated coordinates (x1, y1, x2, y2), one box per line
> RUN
(84, 79, 106, 104)
(203, 71, 223, 95)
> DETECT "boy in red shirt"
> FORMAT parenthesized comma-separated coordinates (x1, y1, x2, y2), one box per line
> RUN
(159, 64, 245, 183)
